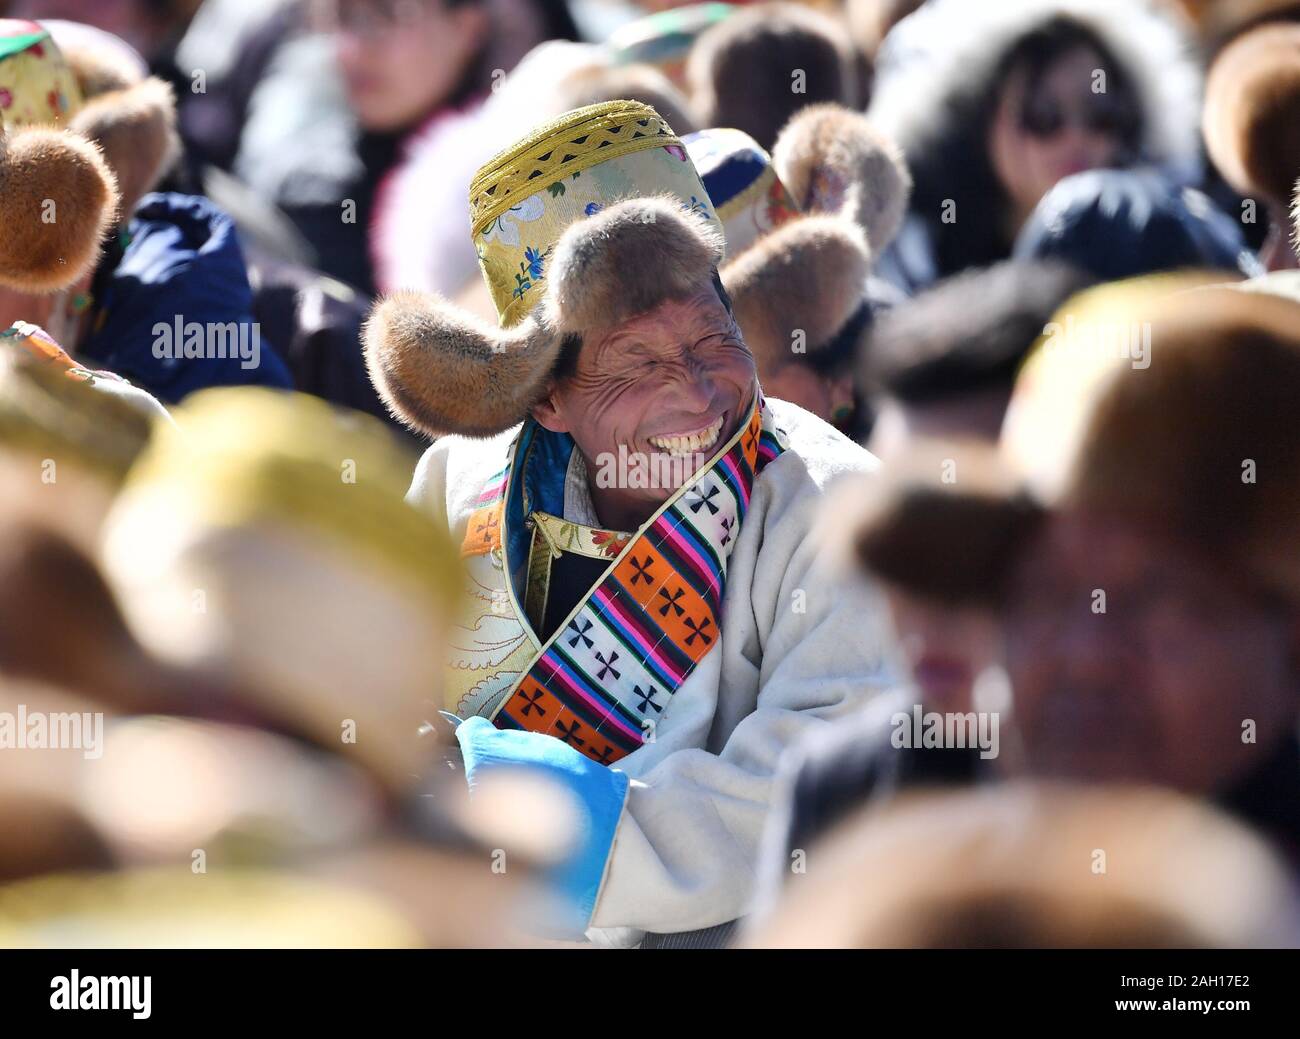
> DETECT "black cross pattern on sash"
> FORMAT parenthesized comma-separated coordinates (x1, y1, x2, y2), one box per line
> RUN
(556, 718, 585, 747)
(591, 744, 615, 765)
(720, 517, 734, 546)
(479, 513, 499, 545)
(688, 483, 720, 515)
(629, 555, 655, 586)
(594, 650, 621, 681)
(658, 586, 686, 618)
(519, 688, 546, 718)
(567, 617, 594, 649)
(635, 684, 663, 714)
(744, 426, 758, 454)
(684, 615, 713, 646)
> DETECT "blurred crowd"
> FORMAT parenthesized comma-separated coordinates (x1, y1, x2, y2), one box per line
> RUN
(1, 0, 1299, 950)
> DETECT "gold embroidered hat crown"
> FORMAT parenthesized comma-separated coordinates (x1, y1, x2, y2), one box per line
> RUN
(469, 99, 723, 328)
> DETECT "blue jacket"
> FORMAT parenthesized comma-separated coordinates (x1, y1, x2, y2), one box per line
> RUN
(81, 192, 292, 403)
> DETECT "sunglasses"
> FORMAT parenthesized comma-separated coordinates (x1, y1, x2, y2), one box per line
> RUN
(1019, 91, 1138, 140)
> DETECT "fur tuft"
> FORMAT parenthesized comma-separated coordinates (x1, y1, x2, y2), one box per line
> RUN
(69, 78, 180, 215)
(773, 103, 913, 252)
(542, 197, 724, 336)
(721, 215, 870, 369)
(363, 290, 561, 439)
(0, 126, 119, 294)
(1203, 23, 1300, 208)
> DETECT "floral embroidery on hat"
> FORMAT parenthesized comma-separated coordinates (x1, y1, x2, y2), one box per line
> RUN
(482, 194, 545, 248)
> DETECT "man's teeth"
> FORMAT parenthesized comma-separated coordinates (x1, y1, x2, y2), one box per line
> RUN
(649, 416, 724, 455)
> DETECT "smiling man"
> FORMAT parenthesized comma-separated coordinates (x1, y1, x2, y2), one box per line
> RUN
(364, 101, 896, 946)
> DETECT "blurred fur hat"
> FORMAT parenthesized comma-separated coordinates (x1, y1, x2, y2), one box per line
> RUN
(365, 101, 728, 439)
(0, 17, 179, 294)
(100, 388, 463, 794)
(46, 19, 181, 215)
(1204, 22, 1300, 212)
(745, 783, 1300, 948)
(701, 104, 911, 376)
(851, 275, 1300, 608)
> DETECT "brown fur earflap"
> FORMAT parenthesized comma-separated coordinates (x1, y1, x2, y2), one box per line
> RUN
(1203, 23, 1300, 208)
(0, 126, 119, 294)
(366, 198, 724, 438)
(772, 103, 912, 254)
(69, 78, 180, 215)
(364, 291, 562, 440)
(721, 214, 871, 370)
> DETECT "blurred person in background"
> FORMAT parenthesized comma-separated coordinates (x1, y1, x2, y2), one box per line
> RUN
(868, 0, 1202, 294)
(1014, 167, 1261, 281)
(683, 104, 912, 434)
(685, 2, 858, 153)
(269, 0, 577, 299)
(0, 19, 293, 401)
(758, 278, 1300, 915)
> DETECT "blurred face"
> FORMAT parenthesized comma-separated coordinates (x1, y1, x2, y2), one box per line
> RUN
(323, 0, 488, 132)
(761, 363, 854, 429)
(0, 288, 55, 332)
(989, 45, 1133, 229)
(1002, 510, 1298, 793)
(885, 586, 1000, 715)
(533, 287, 758, 531)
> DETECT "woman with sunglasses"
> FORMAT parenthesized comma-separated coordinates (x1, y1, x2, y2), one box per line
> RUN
(867, 0, 1202, 295)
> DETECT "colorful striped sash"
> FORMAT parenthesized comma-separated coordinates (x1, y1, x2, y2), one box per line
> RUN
(456, 398, 785, 765)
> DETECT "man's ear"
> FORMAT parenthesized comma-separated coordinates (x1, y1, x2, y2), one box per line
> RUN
(530, 385, 570, 434)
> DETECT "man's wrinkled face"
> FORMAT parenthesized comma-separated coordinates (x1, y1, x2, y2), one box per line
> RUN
(1001, 510, 1298, 793)
(533, 286, 758, 521)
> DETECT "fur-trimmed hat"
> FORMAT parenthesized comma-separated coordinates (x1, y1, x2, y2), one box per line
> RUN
(46, 19, 181, 216)
(1204, 23, 1300, 211)
(850, 276, 1300, 608)
(100, 388, 465, 794)
(0, 17, 180, 295)
(695, 104, 910, 377)
(365, 101, 729, 439)
(0, 120, 118, 293)
(745, 783, 1300, 948)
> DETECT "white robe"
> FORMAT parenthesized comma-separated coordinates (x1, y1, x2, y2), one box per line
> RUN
(407, 398, 901, 946)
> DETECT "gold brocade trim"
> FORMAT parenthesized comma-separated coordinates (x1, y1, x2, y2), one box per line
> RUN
(523, 511, 633, 633)
(469, 100, 680, 237)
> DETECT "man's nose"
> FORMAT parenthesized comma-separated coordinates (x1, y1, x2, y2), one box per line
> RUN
(669, 364, 717, 413)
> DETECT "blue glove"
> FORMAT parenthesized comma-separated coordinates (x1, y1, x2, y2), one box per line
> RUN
(455, 716, 629, 935)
